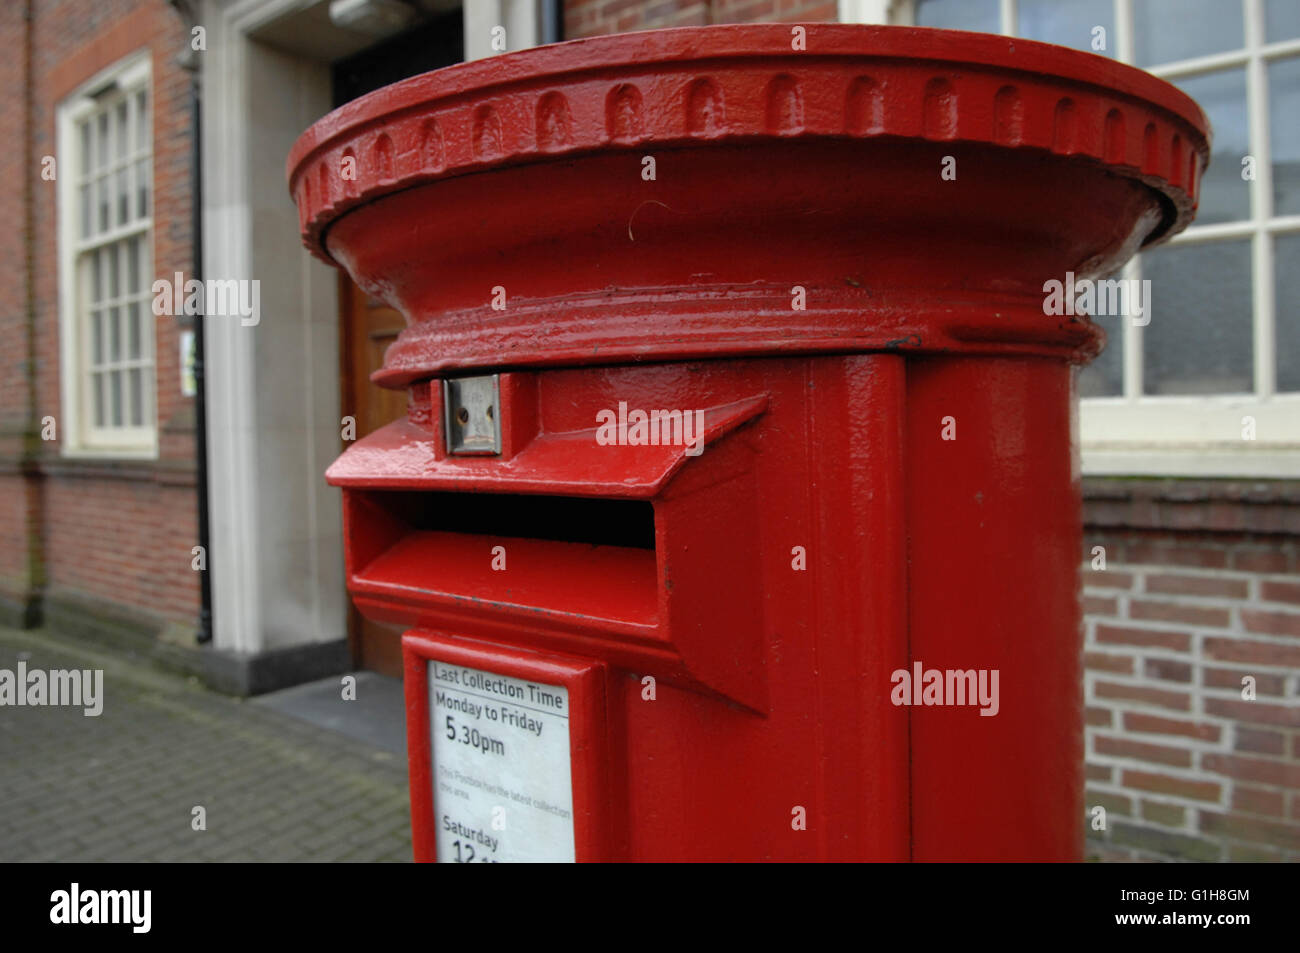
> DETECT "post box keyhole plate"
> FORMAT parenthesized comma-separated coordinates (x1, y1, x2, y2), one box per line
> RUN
(444, 374, 502, 455)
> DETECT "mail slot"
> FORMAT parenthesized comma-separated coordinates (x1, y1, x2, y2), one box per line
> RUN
(288, 24, 1207, 861)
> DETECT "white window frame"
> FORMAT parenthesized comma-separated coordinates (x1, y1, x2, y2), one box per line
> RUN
(56, 50, 157, 458)
(846, 0, 1300, 477)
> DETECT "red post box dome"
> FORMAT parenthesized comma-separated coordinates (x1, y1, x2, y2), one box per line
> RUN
(288, 23, 1208, 388)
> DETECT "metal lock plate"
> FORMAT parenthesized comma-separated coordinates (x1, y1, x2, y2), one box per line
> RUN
(443, 374, 502, 455)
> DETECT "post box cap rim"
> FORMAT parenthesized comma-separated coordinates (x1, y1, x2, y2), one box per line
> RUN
(287, 23, 1209, 265)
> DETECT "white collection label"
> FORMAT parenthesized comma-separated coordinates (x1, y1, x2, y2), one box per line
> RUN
(429, 662, 575, 863)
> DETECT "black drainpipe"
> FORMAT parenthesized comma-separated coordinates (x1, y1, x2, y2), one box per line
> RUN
(170, 1, 212, 645)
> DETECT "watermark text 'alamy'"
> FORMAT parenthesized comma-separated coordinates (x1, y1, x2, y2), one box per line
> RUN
(152, 273, 260, 326)
(1043, 271, 1150, 326)
(596, 401, 705, 457)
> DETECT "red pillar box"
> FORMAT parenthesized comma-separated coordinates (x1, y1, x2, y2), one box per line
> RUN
(288, 24, 1206, 862)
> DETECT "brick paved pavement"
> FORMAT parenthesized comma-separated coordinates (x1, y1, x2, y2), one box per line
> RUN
(0, 626, 412, 862)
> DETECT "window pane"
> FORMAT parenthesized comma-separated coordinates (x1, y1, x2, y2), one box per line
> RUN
(137, 233, 149, 292)
(136, 157, 150, 219)
(114, 99, 128, 161)
(129, 368, 143, 427)
(79, 184, 90, 239)
(1175, 69, 1250, 224)
(109, 305, 120, 362)
(1019, 0, 1113, 57)
(1142, 240, 1253, 395)
(127, 237, 140, 294)
(118, 239, 130, 304)
(90, 310, 102, 366)
(916, 0, 1000, 33)
(1266, 0, 1300, 42)
(128, 301, 141, 360)
(110, 370, 122, 427)
(1134, 0, 1244, 67)
(136, 90, 148, 151)
(1275, 233, 1300, 393)
(107, 243, 119, 299)
(1269, 56, 1300, 217)
(93, 373, 105, 428)
(92, 250, 104, 303)
(1079, 310, 1124, 397)
(96, 177, 108, 234)
(95, 112, 108, 171)
(79, 121, 91, 177)
(114, 99, 129, 225)
(106, 169, 118, 230)
(127, 92, 136, 161)
(116, 165, 129, 225)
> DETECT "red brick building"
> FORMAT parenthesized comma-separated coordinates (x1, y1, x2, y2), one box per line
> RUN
(1, 0, 198, 651)
(2, 0, 1297, 861)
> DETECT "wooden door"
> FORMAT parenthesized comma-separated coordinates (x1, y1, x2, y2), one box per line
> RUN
(339, 275, 409, 676)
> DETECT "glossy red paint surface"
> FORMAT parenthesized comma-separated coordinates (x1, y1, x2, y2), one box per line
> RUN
(289, 25, 1205, 861)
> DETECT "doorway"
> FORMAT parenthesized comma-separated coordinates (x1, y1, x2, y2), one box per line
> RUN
(333, 9, 463, 675)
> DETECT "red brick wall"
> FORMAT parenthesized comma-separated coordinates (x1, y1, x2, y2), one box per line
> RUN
(565, 0, 839, 38)
(1083, 528, 1300, 861)
(0, 2, 30, 445)
(0, 2, 36, 601)
(0, 0, 198, 631)
(44, 470, 198, 625)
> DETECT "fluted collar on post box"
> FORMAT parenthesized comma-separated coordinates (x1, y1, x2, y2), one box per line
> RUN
(287, 24, 1209, 387)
